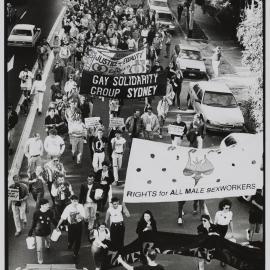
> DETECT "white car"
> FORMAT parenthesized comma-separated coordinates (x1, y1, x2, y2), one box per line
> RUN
(176, 45, 207, 78)
(188, 81, 245, 132)
(147, 1, 176, 32)
(8, 24, 41, 47)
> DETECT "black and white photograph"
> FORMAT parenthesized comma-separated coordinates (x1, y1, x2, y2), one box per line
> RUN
(3, 0, 269, 270)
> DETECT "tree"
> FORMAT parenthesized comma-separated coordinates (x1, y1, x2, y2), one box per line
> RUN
(237, 0, 263, 132)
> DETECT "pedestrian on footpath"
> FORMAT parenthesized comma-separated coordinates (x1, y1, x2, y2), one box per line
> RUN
(197, 214, 220, 270)
(211, 46, 222, 77)
(51, 175, 74, 221)
(111, 130, 126, 185)
(19, 65, 34, 98)
(105, 197, 130, 251)
(45, 108, 65, 136)
(31, 73, 46, 115)
(177, 3, 184, 22)
(28, 198, 57, 264)
(170, 114, 187, 148)
(28, 166, 45, 210)
(92, 129, 108, 172)
(157, 96, 170, 139)
(246, 188, 263, 241)
(44, 128, 65, 159)
(8, 104, 18, 155)
(118, 248, 165, 270)
(79, 173, 98, 240)
(68, 117, 87, 164)
(91, 222, 111, 270)
(9, 175, 29, 236)
(141, 107, 160, 140)
(171, 70, 184, 109)
(94, 161, 114, 213)
(56, 195, 86, 261)
(44, 157, 66, 205)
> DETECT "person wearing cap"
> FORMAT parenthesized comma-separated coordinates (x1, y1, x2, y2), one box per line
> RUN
(94, 161, 114, 212)
(24, 133, 43, 177)
(141, 107, 160, 140)
(28, 198, 57, 264)
(44, 157, 65, 205)
(111, 130, 126, 185)
(51, 175, 74, 221)
(18, 65, 34, 98)
(56, 195, 86, 260)
(9, 175, 29, 236)
(118, 248, 165, 270)
(92, 129, 108, 172)
(30, 73, 46, 115)
(79, 173, 98, 240)
(44, 128, 65, 159)
(8, 104, 18, 155)
(211, 46, 222, 77)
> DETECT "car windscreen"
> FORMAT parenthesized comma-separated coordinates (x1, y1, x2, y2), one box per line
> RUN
(11, 29, 32, 36)
(179, 49, 201, 60)
(153, 1, 168, 7)
(158, 13, 173, 22)
(203, 91, 238, 107)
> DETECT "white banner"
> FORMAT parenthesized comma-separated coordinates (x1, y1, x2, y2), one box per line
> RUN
(109, 117, 125, 128)
(123, 139, 263, 203)
(8, 188, 19, 201)
(83, 49, 146, 74)
(85, 117, 100, 129)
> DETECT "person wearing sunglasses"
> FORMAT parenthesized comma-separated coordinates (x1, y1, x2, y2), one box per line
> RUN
(197, 214, 219, 270)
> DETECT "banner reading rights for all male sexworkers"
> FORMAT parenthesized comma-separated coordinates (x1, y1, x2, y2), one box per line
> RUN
(83, 48, 146, 74)
(80, 71, 167, 98)
(123, 139, 263, 203)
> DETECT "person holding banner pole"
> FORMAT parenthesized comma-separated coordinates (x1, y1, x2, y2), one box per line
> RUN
(111, 130, 126, 185)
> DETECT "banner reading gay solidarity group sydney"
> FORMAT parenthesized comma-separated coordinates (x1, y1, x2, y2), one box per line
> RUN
(80, 71, 167, 99)
(123, 139, 263, 203)
(83, 48, 146, 74)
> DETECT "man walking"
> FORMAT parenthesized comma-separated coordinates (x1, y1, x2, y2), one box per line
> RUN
(44, 128, 65, 159)
(8, 104, 18, 155)
(141, 107, 160, 140)
(56, 195, 85, 261)
(9, 175, 29, 236)
(18, 65, 34, 98)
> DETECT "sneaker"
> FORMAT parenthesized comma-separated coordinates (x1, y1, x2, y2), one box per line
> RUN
(159, 135, 163, 139)
(14, 231, 21, 237)
(38, 259, 43, 264)
(193, 210, 198, 215)
(178, 218, 183, 224)
(246, 229, 250, 241)
(182, 210, 185, 216)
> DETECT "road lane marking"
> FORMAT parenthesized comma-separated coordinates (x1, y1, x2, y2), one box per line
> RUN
(19, 10, 27, 20)
(7, 55, 14, 72)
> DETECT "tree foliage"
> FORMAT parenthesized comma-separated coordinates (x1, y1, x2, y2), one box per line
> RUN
(237, 0, 263, 132)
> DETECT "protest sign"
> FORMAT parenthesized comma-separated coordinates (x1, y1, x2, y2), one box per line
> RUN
(109, 117, 125, 128)
(80, 71, 167, 99)
(168, 124, 185, 136)
(83, 48, 146, 74)
(8, 188, 19, 201)
(123, 139, 263, 203)
(84, 117, 100, 129)
(92, 47, 132, 60)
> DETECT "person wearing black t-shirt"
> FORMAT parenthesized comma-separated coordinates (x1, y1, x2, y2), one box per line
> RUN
(28, 199, 57, 264)
(170, 114, 187, 148)
(45, 108, 65, 135)
(247, 188, 263, 241)
(118, 248, 165, 270)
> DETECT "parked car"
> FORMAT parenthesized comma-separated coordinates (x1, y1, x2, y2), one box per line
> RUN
(8, 24, 41, 47)
(187, 81, 245, 132)
(148, 0, 168, 8)
(175, 45, 207, 78)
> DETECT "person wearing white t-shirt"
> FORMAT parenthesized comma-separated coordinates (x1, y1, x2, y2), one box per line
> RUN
(44, 128, 65, 159)
(31, 73, 46, 114)
(18, 65, 34, 98)
(56, 195, 85, 260)
(105, 197, 130, 251)
(111, 130, 126, 185)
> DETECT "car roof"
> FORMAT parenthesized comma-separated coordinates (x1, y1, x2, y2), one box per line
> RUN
(179, 45, 200, 52)
(13, 24, 35, 30)
(151, 5, 172, 13)
(197, 81, 232, 93)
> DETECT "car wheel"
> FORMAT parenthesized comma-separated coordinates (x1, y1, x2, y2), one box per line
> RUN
(187, 94, 193, 109)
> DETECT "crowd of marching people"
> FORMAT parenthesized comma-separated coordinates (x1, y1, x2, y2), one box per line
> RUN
(9, 0, 263, 269)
